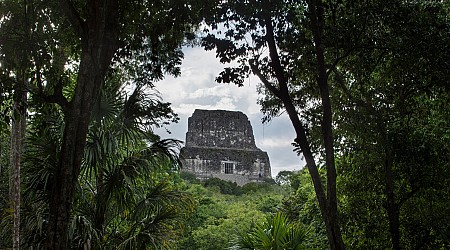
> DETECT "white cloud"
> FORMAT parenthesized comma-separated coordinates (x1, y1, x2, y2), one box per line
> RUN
(175, 98, 236, 115)
(188, 85, 232, 99)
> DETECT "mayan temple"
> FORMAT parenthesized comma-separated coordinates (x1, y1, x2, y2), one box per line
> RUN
(180, 109, 271, 186)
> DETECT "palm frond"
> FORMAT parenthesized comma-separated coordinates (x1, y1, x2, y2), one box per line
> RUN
(122, 86, 178, 131)
(23, 124, 61, 201)
(69, 214, 100, 249)
(20, 197, 48, 248)
(118, 182, 193, 250)
(236, 212, 310, 250)
(143, 139, 183, 171)
(132, 181, 194, 221)
(20, 76, 184, 249)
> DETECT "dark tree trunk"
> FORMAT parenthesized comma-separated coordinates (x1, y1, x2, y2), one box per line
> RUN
(284, 77, 344, 250)
(94, 172, 107, 235)
(10, 77, 27, 250)
(45, 56, 103, 249)
(282, 93, 344, 250)
(252, 2, 345, 248)
(45, 1, 120, 249)
(305, 0, 344, 248)
(384, 150, 401, 250)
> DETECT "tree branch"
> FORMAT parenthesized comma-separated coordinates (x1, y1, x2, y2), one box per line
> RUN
(264, 16, 288, 92)
(59, 0, 85, 37)
(249, 61, 282, 98)
(326, 10, 371, 77)
(326, 47, 356, 77)
(37, 77, 69, 110)
(399, 185, 421, 207)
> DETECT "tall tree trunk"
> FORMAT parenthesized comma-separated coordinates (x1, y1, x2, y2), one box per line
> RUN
(9, 77, 27, 250)
(45, 47, 118, 249)
(45, 59, 103, 248)
(283, 98, 340, 248)
(45, 1, 120, 248)
(306, 0, 344, 248)
(10, 84, 27, 249)
(94, 171, 107, 236)
(8, 0, 33, 247)
(253, 4, 344, 248)
(283, 80, 344, 250)
(384, 149, 401, 250)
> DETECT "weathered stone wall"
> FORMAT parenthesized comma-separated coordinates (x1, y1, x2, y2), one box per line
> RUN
(186, 109, 257, 149)
(180, 109, 271, 186)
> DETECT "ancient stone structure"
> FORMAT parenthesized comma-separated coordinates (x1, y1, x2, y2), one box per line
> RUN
(180, 109, 271, 186)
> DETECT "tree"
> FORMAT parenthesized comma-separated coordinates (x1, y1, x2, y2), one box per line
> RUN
(336, 94, 450, 248)
(203, 178, 242, 195)
(275, 170, 295, 186)
(1, 0, 211, 248)
(329, 1, 450, 248)
(0, 105, 12, 248)
(17, 75, 193, 249)
(202, 1, 450, 248)
(0, 1, 35, 247)
(8, 61, 27, 250)
(71, 81, 188, 249)
(202, 1, 345, 248)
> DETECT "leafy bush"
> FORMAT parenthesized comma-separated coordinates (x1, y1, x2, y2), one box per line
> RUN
(203, 178, 242, 196)
(242, 182, 274, 194)
(180, 171, 201, 184)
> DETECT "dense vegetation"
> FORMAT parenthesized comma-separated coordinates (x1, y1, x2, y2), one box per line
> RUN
(1, 0, 449, 249)
(176, 175, 286, 250)
(201, 0, 450, 249)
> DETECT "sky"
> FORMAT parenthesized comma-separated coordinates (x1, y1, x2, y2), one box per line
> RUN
(154, 46, 305, 177)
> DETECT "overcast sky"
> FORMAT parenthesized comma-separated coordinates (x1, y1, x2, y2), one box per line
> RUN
(154, 46, 305, 177)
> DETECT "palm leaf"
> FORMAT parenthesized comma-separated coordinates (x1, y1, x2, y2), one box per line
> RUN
(118, 182, 193, 250)
(236, 212, 310, 250)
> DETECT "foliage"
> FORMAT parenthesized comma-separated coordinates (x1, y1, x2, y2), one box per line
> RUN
(203, 177, 242, 196)
(236, 212, 309, 250)
(1, 0, 449, 248)
(280, 169, 328, 249)
(275, 170, 295, 186)
(336, 93, 450, 249)
(201, 0, 450, 249)
(328, 1, 450, 248)
(7, 75, 192, 249)
(1, 0, 214, 247)
(242, 181, 279, 195)
(177, 181, 287, 250)
(0, 128, 11, 248)
(179, 171, 201, 184)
